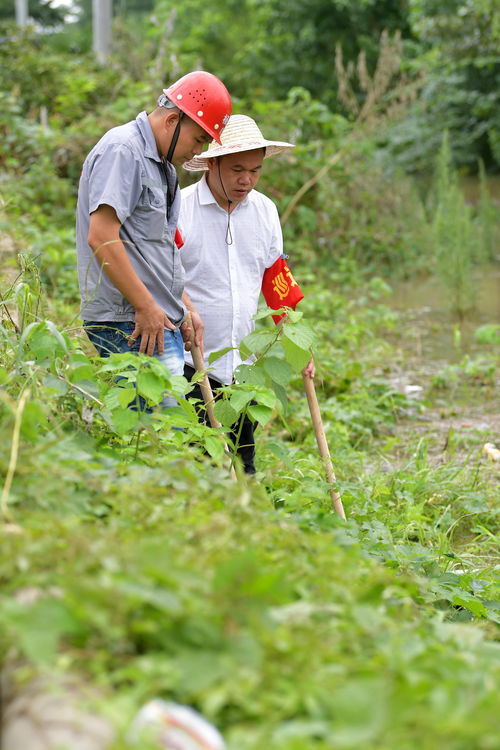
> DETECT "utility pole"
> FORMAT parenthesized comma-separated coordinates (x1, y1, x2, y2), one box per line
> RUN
(15, 0, 28, 27)
(93, 0, 112, 65)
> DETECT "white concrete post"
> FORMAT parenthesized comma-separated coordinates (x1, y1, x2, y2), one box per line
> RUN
(15, 0, 28, 27)
(93, 0, 113, 65)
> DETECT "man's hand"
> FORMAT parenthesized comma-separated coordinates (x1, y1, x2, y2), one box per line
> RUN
(89, 205, 175, 357)
(131, 303, 175, 356)
(302, 357, 315, 379)
(180, 309, 204, 356)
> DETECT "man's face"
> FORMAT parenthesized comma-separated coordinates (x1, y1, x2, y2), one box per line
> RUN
(206, 149, 264, 208)
(170, 117, 212, 167)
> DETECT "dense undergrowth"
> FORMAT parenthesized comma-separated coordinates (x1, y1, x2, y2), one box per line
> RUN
(0, 247, 499, 748)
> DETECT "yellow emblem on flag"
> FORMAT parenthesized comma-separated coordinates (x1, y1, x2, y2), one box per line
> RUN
(272, 272, 289, 300)
(284, 264, 297, 287)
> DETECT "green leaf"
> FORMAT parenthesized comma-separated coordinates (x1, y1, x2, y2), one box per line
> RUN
(42, 373, 68, 395)
(208, 346, 233, 364)
(214, 399, 238, 426)
(263, 356, 292, 386)
(282, 336, 311, 371)
(253, 387, 276, 409)
(235, 363, 267, 385)
(136, 370, 165, 405)
(117, 387, 137, 408)
(248, 404, 274, 425)
(5, 598, 80, 665)
(240, 330, 276, 358)
(20, 401, 47, 441)
(254, 306, 283, 321)
(272, 381, 289, 411)
(111, 407, 140, 434)
(286, 309, 304, 323)
(229, 389, 256, 412)
(282, 320, 315, 351)
(203, 434, 225, 460)
(98, 352, 138, 372)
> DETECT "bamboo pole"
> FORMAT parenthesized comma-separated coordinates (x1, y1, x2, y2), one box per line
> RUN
(186, 315, 236, 479)
(302, 374, 346, 519)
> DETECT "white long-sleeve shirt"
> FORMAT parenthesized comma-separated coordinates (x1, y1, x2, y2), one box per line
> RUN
(179, 174, 282, 384)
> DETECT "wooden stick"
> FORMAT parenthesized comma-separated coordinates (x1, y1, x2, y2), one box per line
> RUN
(190, 333, 221, 430)
(302, 374, 346, 519)
(186, 315, 236, 479)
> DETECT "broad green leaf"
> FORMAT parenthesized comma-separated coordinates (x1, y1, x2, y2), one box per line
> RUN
(20, 401, 47, 441)
(208, 346, 233, 364)
(69, 363, 94, 382)
(239, 329, 276, 358)
(214, 399, 238, 426)
(235, 363, 267, 385)
(117, 387, 137, 408)
(282, 320, 315, 351)
(272, 381, 289, 412)
(42, 373, 68, 395)
(98, 352, 138, 372)
(111, 407, 139, 434)
(263, 356, 292, 386)
(170, 374, 191, 398)
(203, 434, 225, 460)
(5, 598, 80, 665)
(248, 404, 274, 425)
(253, 387, 276, 408)
(254, 306, 284, 321)
(286, 309, 304, 323)
(282, 336, 311, 371)
(229, 389, 256, 412)
(136, 370, 165, 404)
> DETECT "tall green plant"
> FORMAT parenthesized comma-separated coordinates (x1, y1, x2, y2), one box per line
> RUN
(431, 133, 477, 319)
(477, 159, 498, 264)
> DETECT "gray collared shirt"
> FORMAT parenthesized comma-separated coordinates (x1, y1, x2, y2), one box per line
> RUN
(76, 111, 185, 326)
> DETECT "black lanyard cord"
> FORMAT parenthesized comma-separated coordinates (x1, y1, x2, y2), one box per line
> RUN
(217, 160, 233, 245)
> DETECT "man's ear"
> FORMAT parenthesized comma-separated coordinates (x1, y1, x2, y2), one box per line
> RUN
(164, 110, 181, 131)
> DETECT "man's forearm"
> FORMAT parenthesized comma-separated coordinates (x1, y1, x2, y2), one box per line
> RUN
(92, 240, 154, 312)
(88, 204, 153, 312)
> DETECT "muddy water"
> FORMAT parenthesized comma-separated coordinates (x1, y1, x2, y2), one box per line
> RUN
(461, 175, 500, 204)
(390, 266, 500, 362)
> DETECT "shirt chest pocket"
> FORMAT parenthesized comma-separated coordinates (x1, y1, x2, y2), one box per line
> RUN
(135, 184, 166, 241)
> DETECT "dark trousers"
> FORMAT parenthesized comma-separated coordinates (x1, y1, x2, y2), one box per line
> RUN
(184, 364, 256, 474)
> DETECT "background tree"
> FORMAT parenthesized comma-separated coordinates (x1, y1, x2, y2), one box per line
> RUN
(0, 0, 66, 24)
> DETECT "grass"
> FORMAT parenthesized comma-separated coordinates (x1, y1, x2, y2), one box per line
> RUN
(0, 263, 499, 748)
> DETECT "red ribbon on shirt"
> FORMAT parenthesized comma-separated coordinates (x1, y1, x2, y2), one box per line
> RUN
(174, 228, 184, 249)
(261, 255, 304, 323)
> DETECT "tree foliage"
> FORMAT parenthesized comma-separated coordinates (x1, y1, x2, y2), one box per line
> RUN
(0, 0, 65, 25)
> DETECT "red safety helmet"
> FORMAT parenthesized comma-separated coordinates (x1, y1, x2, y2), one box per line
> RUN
(163, 71, 232, 144)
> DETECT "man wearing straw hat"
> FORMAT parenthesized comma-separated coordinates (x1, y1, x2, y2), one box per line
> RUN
(179, 114, 314, 473)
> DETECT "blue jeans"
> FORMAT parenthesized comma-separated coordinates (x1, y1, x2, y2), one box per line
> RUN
(84, 321, 184, 409)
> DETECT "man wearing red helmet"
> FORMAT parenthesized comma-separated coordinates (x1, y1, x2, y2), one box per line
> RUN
(76, 72, 231, 405)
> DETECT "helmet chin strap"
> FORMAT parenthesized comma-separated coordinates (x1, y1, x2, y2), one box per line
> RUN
(166, 111, 184, 164)
(161, 111, 184, 220)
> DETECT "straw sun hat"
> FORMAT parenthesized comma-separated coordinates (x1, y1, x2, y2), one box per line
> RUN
(183, 114, 294, 171)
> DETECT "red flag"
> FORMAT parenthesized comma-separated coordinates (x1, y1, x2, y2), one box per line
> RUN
(174, 228, 184, 249)
(261, 255, 304, 324)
